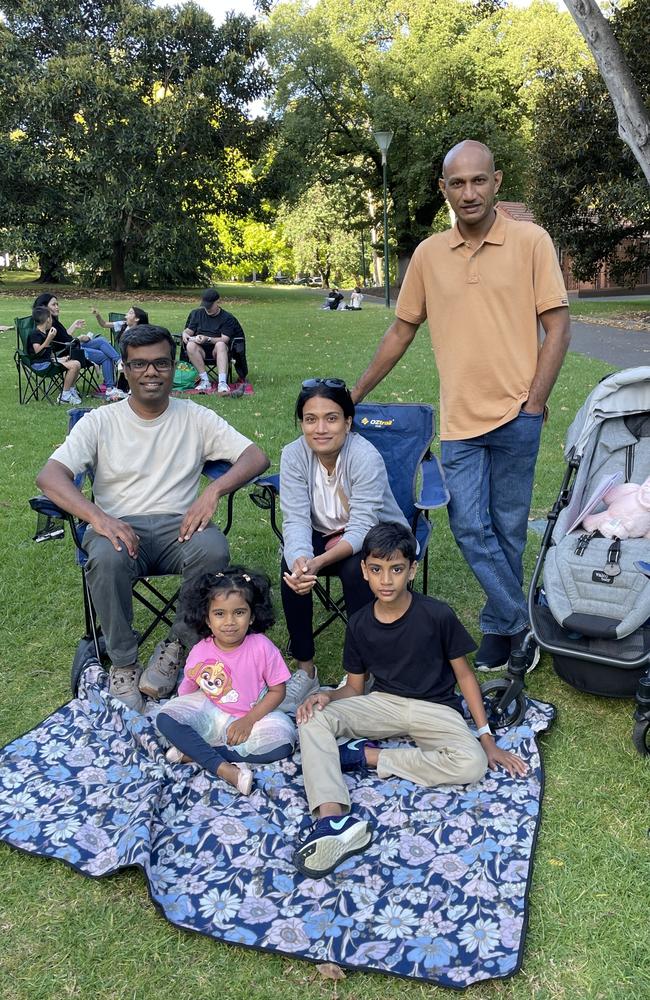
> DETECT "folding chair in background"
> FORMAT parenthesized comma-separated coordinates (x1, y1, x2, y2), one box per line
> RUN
(178, 331, 249, 387)
(29, 407, 250, 694)
(108, 312, 127, 347)
(250, 401, 449, 645)
(14, 315, 65, 404)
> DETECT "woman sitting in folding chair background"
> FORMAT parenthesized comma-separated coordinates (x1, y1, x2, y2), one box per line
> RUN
(28, 305, 82, 405)
(33, 292, 123, 401)
(279, 378, 409, 713)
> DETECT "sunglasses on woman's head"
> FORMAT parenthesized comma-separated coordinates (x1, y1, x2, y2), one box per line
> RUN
(301, 378, 347, 390)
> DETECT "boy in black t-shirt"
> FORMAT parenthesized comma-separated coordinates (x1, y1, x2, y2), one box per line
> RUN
(293, 522, 527, 878)
(27, 306, 82, 405)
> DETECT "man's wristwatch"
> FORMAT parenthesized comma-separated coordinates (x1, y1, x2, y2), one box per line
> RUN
(476, 724, 492, 738)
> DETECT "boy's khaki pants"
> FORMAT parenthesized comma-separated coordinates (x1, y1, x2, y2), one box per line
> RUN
(299, 692, 487, 816)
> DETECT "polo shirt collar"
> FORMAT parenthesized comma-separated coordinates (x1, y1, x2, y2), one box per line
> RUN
(448, 210, 506, 248)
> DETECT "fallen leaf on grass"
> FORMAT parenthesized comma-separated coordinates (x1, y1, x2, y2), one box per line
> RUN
(316, 963, 346, 981)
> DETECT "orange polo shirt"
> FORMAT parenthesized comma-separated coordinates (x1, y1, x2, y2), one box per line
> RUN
(395, 212, 568, 440)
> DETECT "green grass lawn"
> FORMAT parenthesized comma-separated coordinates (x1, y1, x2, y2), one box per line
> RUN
(569, 297, 650, 319)
(0, 285, 648, 1000)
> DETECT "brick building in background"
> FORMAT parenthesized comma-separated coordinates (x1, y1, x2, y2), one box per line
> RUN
(496, 201, 650, 297)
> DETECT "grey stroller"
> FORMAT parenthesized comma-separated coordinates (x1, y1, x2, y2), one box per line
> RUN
(484, 367, 650, 755)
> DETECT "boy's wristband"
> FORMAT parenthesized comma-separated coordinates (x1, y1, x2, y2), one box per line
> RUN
(476, 724, 492, 738)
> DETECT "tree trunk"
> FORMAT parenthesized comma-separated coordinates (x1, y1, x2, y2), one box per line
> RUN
(564, 0, 650, 186)
(397, 253, 411, 285)
(111, 240, 127, 292)
(37, 252, 62, 284)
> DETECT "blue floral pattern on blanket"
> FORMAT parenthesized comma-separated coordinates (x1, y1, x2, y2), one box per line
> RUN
(0, 664, 554, 988)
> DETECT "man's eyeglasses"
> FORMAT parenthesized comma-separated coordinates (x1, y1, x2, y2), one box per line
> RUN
(124, 358, 174, 373)
(301, 378, 347, 390)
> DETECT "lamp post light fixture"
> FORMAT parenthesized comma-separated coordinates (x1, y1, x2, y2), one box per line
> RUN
(373, 129, 393, 307)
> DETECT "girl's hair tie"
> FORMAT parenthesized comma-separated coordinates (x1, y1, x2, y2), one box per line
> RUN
(242, 574, 251, 582)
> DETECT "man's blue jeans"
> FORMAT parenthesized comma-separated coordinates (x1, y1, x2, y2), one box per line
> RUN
(441, 409, 544, 637)
(81, 336, 120, 386)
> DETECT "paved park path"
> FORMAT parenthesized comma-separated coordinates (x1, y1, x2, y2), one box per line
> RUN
(570, 319, 650, 369)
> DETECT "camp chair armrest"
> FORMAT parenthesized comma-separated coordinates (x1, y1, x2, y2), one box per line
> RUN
(203, 460, 265, 493)
(202, 460, 265, 536)
(415, 455, 449, 510)
(249, 473, 282, 542)
(29, 494, 87, 551)
(29, 495, 68, 520)
(252, 472, 280, 494)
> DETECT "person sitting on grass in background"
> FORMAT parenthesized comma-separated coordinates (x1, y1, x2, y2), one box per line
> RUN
(157, 567, 296, 796)
(181, 288, 247, 397)
(324, 287, 344, 311)
(27, 305, 82, 405)
(91, 305, 150, 393)
(293, 521, 528, 879)
(345, 287, 364, 310)
(33, 292, 123, 401)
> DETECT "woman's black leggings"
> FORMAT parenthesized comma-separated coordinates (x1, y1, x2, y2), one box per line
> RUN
(280, 531, 373, 661)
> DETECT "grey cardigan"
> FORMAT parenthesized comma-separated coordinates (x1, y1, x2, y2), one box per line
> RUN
(279, 432, 408, 568)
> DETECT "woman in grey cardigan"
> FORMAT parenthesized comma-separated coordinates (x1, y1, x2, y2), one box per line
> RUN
(279, 378, 408, 712)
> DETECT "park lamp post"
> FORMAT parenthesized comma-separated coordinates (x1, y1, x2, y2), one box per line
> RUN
(373, 129, 393, 307)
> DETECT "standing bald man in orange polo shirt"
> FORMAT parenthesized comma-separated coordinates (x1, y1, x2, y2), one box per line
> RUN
(351, 140, 570, 672)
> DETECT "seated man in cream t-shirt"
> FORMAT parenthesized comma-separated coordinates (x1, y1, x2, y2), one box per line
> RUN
(36, 324, 269, 713)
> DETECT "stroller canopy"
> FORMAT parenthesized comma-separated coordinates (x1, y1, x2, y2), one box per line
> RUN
(565, 366, 650, 461)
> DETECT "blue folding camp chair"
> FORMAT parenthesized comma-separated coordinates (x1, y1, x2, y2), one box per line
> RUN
(250, 401, 449, 645)
(29, 407, 248, 694)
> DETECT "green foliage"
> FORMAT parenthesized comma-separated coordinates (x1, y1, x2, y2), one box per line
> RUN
(265, 0, 586, 260)
(210, 213, 295, 281)
(530, 0, 650, 285)
(0, 0, 268, 289)
(280, 181, 364, 285)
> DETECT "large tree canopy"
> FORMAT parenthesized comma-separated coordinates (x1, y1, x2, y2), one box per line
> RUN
(0, 0, 267, 288)
(563, 0, 650, 187)
(264, 0, 587, 277)
(530, 0, 650, 285)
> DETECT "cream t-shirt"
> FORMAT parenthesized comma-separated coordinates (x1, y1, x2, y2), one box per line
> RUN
(50, 397, 252, 518)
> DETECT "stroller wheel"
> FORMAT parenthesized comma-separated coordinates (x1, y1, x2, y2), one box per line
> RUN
(71, 636, 106, 696)
(632, 720, 650, 756)
(481, 679, 527, 729)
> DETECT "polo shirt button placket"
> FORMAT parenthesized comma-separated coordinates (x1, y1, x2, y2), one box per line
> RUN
(466, 248, 480, 284)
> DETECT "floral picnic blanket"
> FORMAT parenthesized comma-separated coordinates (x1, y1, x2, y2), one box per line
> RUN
(0, 663, 554, 989)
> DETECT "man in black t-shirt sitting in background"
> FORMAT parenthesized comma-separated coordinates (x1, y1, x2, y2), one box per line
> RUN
(292, 522, 527, 878)
(181, 288, 248, 396)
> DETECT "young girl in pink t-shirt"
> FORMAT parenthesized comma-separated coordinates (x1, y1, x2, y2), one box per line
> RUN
(156, 567, 296, 795)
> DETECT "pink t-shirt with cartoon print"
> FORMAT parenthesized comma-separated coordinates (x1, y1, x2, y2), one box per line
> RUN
(178, 633, 290, 718)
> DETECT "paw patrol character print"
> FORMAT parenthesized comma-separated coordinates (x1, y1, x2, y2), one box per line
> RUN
(188, 660, 239, 704)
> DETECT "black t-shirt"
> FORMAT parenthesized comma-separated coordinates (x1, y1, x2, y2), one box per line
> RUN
(27, 328, 53, 362)
(50, 317, 74, 353)
(185, 307, 244, 341)
(343, 592, 477, 714)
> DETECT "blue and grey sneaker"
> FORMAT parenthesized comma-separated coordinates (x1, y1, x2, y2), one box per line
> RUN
(338, 738, 377, 772)
(293, 815, 373, 878)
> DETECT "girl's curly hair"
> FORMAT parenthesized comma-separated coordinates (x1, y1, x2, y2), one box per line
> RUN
(180, 565, 275, 639)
